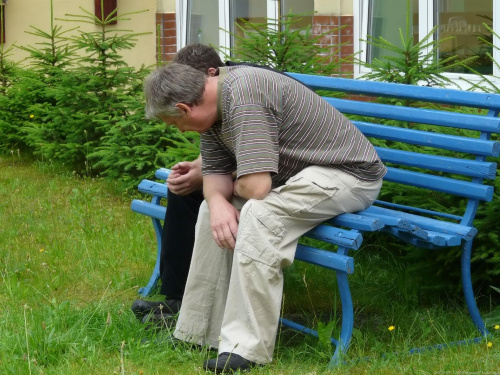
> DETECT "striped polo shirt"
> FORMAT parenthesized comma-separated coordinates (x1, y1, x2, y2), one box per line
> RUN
(200, 66, 386, 186)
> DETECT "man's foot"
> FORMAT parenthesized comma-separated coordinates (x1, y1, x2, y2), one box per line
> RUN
(131, 298, 181, 319)
(204, 352, 261, 373)
(141, 312, 176, 331)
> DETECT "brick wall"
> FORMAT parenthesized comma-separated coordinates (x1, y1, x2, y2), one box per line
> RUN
(312, 15, 354, 76)
(156, 13, 177, 63)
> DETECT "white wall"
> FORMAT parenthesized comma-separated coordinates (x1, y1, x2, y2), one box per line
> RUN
(314, 0, 353, 15)
(2, 0, 158, 68)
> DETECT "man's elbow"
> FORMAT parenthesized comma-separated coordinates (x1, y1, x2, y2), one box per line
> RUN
(236, 182, 271, 200)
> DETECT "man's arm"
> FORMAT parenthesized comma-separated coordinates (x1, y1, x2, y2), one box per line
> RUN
(234, 172, 272, 200)
(204, 174, 240, 250)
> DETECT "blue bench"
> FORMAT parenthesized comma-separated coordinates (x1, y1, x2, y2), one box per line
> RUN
(131, 74, 499, 367)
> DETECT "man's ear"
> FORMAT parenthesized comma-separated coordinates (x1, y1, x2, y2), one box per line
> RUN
(175, 103, 191, 115)
(207, 67, 217, 77)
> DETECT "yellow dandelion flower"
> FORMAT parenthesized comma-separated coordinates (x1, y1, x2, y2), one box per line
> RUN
(30, 114, 34, 119)
(40, 248, 44, 252)
(388, 326, 395, 331)
(487, 342, 493, 348)
(495, 325, 499, 330)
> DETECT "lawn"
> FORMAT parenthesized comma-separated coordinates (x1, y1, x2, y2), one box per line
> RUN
(0, 157, 498, 374)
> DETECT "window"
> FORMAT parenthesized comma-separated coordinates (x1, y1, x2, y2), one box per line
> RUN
(178, 0, 314, 58)
(355, 0, 499, 86)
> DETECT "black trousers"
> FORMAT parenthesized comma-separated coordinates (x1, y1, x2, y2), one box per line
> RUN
(159, 189, 204, 300)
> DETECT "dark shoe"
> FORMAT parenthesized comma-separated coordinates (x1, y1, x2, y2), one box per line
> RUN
(204, 352, 261, 373)
(141, 312, 176, 331)
(131, 298, 181, 319)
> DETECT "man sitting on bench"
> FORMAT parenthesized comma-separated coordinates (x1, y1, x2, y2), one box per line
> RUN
(142, 60, 386, 372)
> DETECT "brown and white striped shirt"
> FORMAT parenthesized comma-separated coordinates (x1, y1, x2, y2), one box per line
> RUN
(201, 66, 386, 186)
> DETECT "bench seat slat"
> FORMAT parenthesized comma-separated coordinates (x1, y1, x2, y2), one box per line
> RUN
(295, 244, 354, 274)
(131, 200, 166, 221)
(362, 206, 477, 239)
(383, 226, 462, 247)
(329, 213, 384, 231)
(376, 148, 497, 179)
(355, 122, 500, 157)
(324, 98, 500, 133)
(138, 180, 169, 198)
(385, 167, 494, 202)
(304, 225, 363, 250)
(288, 73, 500, 109)
(155, 168, 171, 180)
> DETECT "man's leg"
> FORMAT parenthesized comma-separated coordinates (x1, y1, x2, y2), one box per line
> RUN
(160, 189, 204, 300)
(173, 197, 246, 347)
(216, 167, 382, 365)
(132, 189, 204, 320)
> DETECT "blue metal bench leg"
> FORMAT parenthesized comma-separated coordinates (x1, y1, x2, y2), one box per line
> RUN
(329, 249, 354, 368)
(461, 239, 489, 336)
(138, 208, 164, 297)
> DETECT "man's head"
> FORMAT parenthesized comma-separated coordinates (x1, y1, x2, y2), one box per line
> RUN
(173, 43, 224, 75)
(144, 63, 206, 120)
(144, 63, 218, 133)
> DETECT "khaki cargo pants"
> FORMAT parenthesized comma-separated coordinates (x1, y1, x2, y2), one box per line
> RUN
(174, 166, 383, 364)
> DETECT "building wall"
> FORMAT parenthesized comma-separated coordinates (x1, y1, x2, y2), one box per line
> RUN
(1, 0, 158, 69)
(313, 0, 354, 75)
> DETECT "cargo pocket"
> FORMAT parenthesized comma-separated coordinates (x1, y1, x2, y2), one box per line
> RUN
(273, 174, 340, 215)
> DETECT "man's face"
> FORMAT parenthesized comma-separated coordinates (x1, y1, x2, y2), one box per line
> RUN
(160, 103, 214, 133)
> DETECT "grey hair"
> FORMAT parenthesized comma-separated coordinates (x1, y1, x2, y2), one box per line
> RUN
(144, 63, 207, 119)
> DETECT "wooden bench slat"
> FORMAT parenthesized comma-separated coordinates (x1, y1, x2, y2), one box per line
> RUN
(385, 167, 494, 202)
(329, 213, 384, 232)
(325, 98, 500, 133)
(138, 180, 168, 198)
(304, 225, 363, 250)
(363, 206, 477, 239)
(295, 244, 354, 274)
(356, 122, 500, 157)
(288, 73, 500, 109)
(131, 200, 166, 221)
(376, 148, 497, 179)
(155, 168, 171, 180)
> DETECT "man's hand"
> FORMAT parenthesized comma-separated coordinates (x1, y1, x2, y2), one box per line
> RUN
(207, 195, 240, 250)
(166, 156, 203, 195)
(204, 174, 239, 250)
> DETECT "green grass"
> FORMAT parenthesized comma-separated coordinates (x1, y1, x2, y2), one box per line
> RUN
(0, 157, 499, 374)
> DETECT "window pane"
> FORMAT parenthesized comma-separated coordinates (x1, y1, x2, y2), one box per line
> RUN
(367, 0, 419, 63)
(187, 0, 219, 47)
(436, 0, 493, 74)
(282, 0, 314, 28)
(231, 0, 268, 48)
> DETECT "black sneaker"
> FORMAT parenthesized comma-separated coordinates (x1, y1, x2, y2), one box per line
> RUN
(141, 313, 176, 331)
(204, 352, 262, 373)
(131, 298, 181, 319)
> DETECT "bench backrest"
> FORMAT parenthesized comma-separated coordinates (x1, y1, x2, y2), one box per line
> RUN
(288, 73, 500, 227)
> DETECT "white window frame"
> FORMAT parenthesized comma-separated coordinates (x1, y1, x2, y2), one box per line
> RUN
(354, 0, 500, 89)
(177, 0, 280, 59)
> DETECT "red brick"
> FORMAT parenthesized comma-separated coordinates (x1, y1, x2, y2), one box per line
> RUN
(164, 36, 177, 46)
(340, 15, 353, 25)
(313, 25, 322, 35)
(164, 45, 177, 54)
(162, 28, 177, 38)
(163, 21, 176, 30)
(156, 14, 163, 22)
(340, 25, 353, 36)
(321, 25, 339, 35)
(313, 15, 331, 26)
(340, 35, 354, 44)
(319, 35, 333, 45)
(163, 13, 176, 21)
(340, 45, 354, 55)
